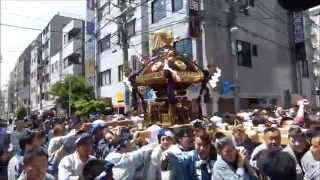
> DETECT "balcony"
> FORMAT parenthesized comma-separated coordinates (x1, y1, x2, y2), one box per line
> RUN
(42, 32, 49, 43)
(62, 20, 83, 59)
(63, 20, 83, 34)
(62, 39, 82, 59)
(63, 64, 83, 76)
(42, 48, 49, 60)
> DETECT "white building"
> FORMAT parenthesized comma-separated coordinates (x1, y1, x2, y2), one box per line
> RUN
(95, 0, 147, 110)
(92, 0, 300, 114)
(50, 51, 62, 85)
(62, 19, 85, 78)
(30, 35, 42, 113)
(0, 86, 9, 119)
(40, 15, 74, 112)
(308, 8, 320, 106)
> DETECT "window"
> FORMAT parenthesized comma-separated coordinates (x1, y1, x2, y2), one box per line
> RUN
(55, 62, 59, 72)
(172, 0, 183, 12)
(64, 34, 68, 44)
(43, 40, 49, 49)
(97, 0, 109, 8)
(174, 38, 193, 59)
(44, 93, 49, 101)
(67, 28, 81, 42)
(118, 65, 124, 82)
(236, 40, 252, 68)
(97, 1, 111, 22)
(98, 34, 111, 53)
(252, 44, 258, 57)
(99, 69, 111, 86)
(98, 8, 103, 22)
(152, 0, 166, 23)
(126, 19, 136, 38)
(64, 54, 80, 68)
(249, 0, 255, 7)
(189, 0, 200, 11)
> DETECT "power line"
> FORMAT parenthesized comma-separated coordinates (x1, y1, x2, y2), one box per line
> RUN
(130, 0, 292, 38)
(236, 23, 289, 49)
(2, 0, 291, 44)
(0, 23, 67, 33)
(237, 13, 289, 35)
(4, 0, 293, 63)
(255, 3, 287, 24)
(3, 10, 50, 23)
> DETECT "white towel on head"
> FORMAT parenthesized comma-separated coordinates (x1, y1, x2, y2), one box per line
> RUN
(147, 124, 161, 144)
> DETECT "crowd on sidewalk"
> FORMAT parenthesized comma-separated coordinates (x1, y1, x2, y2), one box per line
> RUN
(0, 99, 320, 180)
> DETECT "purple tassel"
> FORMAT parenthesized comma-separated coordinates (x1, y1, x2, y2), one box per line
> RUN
(129, 72, 146, 113)
(164, 69, 177, 105)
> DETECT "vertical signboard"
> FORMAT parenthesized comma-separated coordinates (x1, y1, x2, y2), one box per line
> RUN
(85, 0, 96, 87)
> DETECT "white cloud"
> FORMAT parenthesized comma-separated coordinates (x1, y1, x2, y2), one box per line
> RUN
(1, 0, 86, 87)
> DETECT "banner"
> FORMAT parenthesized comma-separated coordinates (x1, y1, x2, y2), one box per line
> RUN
(86, 21, 95, 35)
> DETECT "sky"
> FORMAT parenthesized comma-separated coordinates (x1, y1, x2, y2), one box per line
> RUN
(1, 0, 86, 88)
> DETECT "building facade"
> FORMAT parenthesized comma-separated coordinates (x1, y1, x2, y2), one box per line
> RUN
(308, 8, 320, 106)
(16, 45, 32, 115)
(11, 15, 86, 117)
(0, 86, 9, 120)
(30, 35, 42, 113)
(62, 19, 85, 78)
(91, 0, 299, 114)
(7, 68, 17, 117)
(94, 0, 148, 110)
(39, 15, 74, 112)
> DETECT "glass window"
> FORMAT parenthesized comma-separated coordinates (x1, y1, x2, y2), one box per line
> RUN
(126, 19, 136, 38)
(98, 34, 111, 53)
(152, 0, 166, 23)
(68, 28, 81, 41)
(64, 34, 68, 44)
(174, 38, 193, 60)
(252, 44, 258, 57)
(172, 0, 183, 12)
(97, 0, 110, 22)
(237, 40, 252, 68)
(118, 65, 124, 82)
(99, 69, 111, 86)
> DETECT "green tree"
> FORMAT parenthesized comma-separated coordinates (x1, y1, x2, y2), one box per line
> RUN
(16, 106, 27, 120)
(49, 75, 95, 114)
(73, 99, 107, 116)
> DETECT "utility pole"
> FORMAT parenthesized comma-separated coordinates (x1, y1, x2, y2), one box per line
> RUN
(118, 0, 130, 114)
(226, 0, 240, 113)
(119, 0, 129, 74)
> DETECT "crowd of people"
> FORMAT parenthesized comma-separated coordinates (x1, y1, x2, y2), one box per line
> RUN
(0, 99, 320, 180)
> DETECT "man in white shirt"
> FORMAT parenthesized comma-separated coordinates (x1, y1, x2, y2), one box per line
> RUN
(17, 148, 54, 180)
(105, 136, 156, 180)
(58, 133, 96, 180)
(146, 128, 175, 180)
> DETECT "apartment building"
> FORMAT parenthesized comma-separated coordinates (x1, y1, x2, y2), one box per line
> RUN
(30, 35, 42, 113)
(37, 15, 76, 113)
(94, 0, 148, 110)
